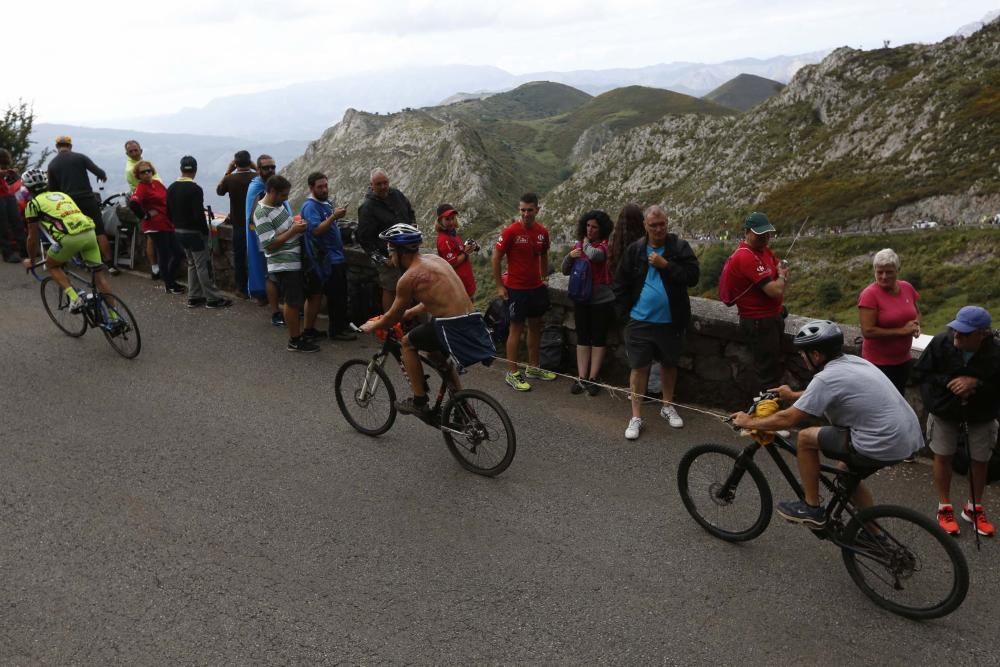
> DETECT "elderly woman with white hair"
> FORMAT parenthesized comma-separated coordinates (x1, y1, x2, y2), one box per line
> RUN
(857, 248, 921, 394)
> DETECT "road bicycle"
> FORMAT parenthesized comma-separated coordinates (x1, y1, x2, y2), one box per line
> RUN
(29, 259, 142, 359)
(676, 392, 969, 620)
(335, 323, 515, 477)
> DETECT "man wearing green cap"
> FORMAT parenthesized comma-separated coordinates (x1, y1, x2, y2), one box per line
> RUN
(726, 211, 790, 392)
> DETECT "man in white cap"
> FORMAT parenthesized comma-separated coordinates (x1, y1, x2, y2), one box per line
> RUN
(914, 305, 1000, 537)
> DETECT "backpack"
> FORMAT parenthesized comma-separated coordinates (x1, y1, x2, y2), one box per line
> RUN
(718, 246, 755, 307)
(539, 324, 567, 371)
(567, 257, 593, 304)
(484, 297, 509, 349)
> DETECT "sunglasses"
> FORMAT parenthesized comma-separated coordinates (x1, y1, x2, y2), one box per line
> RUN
(260, 165, 276, 171)
(138, 169, 153, 175)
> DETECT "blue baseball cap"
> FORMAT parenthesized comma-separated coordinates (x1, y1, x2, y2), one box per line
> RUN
(948, 306, 992, 334)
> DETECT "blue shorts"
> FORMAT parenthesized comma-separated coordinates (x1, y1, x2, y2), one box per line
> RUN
(507, 285, 549, 322)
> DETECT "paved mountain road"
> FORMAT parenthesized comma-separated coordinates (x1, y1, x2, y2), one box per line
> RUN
(1, 264, 996, 664)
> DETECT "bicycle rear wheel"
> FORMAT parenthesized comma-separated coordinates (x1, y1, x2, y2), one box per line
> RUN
(841, 504, 969, 620)
(99, 293, 142, 359)
(441, 389, 515, 477)
(40, 277, 87, 337)
(677, 443, 773, 542)
(335, 359, 397, 436)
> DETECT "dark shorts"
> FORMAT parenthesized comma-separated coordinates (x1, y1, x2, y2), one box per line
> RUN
(817, 427, 892, 469)
(74, 194, 106, 239)
(624, 320, 683, 369)
(507, 285, 549, 322)
(406, 320, 441, 353)
(271, 270, 320, 307)
(378, 263, 402, 292)
(574, 301, 614, 347)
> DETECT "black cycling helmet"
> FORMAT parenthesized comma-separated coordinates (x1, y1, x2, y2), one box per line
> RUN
(793, 320, 844, 357)
(379, 223, 422, 252)
(22, 168, 47, 192)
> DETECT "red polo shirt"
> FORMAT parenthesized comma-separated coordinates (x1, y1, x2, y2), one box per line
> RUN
(729, 241, 783, 319)
(495, 220, 550, 290)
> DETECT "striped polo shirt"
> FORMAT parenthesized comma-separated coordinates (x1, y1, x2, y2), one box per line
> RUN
(254, 201, 301, 272)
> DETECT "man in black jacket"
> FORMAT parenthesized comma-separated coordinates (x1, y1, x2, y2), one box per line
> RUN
(166, 156, 232, 309)
(913, 306, 1000, 537)
(357, 168, 415, 311)
(46, 135, 118, 273)
(612, 205, 700, 440)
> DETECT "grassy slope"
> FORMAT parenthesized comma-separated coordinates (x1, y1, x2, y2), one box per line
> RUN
(693, 228, 1000, 331)
(703, 74, 785, 112)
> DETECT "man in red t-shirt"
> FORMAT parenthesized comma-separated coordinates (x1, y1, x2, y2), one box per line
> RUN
(492, 193, 555, 391)
(726, 212, 790, 392)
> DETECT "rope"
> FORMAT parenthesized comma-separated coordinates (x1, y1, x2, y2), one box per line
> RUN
(489, 354, 733, 422)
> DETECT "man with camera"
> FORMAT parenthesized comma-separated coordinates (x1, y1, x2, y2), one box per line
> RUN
(434, 203, 477, 297)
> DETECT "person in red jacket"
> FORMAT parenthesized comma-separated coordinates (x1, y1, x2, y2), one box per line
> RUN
(130, 160, 185, 294)
(434, 203, 477, 297)
(0, 148, 26, 262)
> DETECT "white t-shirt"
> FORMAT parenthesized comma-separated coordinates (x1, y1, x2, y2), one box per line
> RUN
(794, 355, 922, 461)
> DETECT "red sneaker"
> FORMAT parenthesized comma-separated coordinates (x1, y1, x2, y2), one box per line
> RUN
(937, 505, 960, 535)
(961, 504, 995, 537)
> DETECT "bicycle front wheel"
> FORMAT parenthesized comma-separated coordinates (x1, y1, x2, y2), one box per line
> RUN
(40, 277, 87, 337)
(100, 293, 142, 359)
(841, 504, 969, 620)
(335, 359, 397, 436)
(677, 443, 773, 542)
(441, 389, 515, 477)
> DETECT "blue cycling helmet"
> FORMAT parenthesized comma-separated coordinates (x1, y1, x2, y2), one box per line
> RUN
(379, 223, 423, 251)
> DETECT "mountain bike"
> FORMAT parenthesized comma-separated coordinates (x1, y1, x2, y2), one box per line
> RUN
(676, 392, 969, 620)
(29, 259, 142, 359)
(335, 323, 515, 477)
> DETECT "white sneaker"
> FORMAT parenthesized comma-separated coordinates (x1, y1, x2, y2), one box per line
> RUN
(69, 297, 84, 313)
(625, 417, 644, 440)
(660, 404, 684, 428)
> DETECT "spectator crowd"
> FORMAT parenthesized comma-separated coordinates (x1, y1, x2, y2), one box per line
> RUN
(3, 135, 998, 537)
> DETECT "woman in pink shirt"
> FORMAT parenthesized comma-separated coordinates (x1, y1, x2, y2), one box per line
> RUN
(858, 248, 920, 394)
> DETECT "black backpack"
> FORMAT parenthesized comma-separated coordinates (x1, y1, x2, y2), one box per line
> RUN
(484, 297, 509, 349)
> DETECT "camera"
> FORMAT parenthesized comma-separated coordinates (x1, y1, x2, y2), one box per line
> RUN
(465, 239, 480, 253)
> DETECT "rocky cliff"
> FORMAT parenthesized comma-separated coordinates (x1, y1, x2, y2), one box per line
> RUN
(542, 19, 1000, 237)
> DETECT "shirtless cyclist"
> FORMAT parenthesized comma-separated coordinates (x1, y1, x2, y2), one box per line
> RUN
(360, 223, 491, 416)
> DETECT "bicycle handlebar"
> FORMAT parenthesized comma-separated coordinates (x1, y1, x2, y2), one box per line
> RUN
(25, 260, 46, 282)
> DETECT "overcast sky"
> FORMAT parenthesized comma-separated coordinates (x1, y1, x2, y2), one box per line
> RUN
(6, 0, 997, 125)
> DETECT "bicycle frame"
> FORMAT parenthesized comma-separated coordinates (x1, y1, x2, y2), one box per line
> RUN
(29, 259, 117, 333)
(362, 329, 464, 434)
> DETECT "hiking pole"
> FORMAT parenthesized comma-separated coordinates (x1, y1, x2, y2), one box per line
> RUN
(961, 401, 982, 551)
(779, 216, 810, 269)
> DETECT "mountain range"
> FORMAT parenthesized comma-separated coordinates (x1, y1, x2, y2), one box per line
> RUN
(99, 53, 827, 140)
(278, 15, 1000, 244)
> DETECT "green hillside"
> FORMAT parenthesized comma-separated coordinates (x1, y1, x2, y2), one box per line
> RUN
(694, 228, 1000, 331)
(704, 73, 785, 111)
(440, 81, 592, 122)
(535, 86, 734, 160)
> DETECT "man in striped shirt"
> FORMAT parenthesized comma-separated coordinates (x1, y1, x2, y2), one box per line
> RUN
(253, 175, 320, 353)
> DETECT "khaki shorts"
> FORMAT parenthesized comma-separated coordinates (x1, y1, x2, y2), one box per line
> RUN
(927, 414, 998, 462)
(48, 230, 103, 265)
(378, 263, 402, 292)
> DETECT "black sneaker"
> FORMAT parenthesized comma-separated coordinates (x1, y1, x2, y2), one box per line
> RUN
(3, 252, 22, 263)
(206, 298, 233, 309)
(570, 379, 587, 395)
(186, 298, 206, 308)
(776, 499, 826, 527)
(396, 397, 432, 417)
(287, 336, 320, 353)
(587, 376, 603, 396)
(151, 270, 160, 281)
(271, 312, 286, 327)
(107, 265, 121, 276)
(330, 329, 358, 341)
(302, 327, 326, 340)
(166, 285, 186, 295)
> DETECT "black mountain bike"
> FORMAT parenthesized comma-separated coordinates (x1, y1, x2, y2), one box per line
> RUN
(677, 393, 969, 620)
(335, 324, 516, 477)
(29, 260, 142, 359)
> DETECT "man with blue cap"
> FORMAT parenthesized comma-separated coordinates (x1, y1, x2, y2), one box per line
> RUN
(914, 305, 1000, 537)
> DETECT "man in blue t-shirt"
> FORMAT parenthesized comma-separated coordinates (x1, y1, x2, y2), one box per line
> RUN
(300, 171, 356, 341)
(612, 206, 700, 441)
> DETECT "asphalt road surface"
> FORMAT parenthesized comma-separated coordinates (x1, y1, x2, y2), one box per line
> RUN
(1, 264, 997, 665)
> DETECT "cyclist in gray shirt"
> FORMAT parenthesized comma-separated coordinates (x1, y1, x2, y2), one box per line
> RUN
(732, 320, 922, 527)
